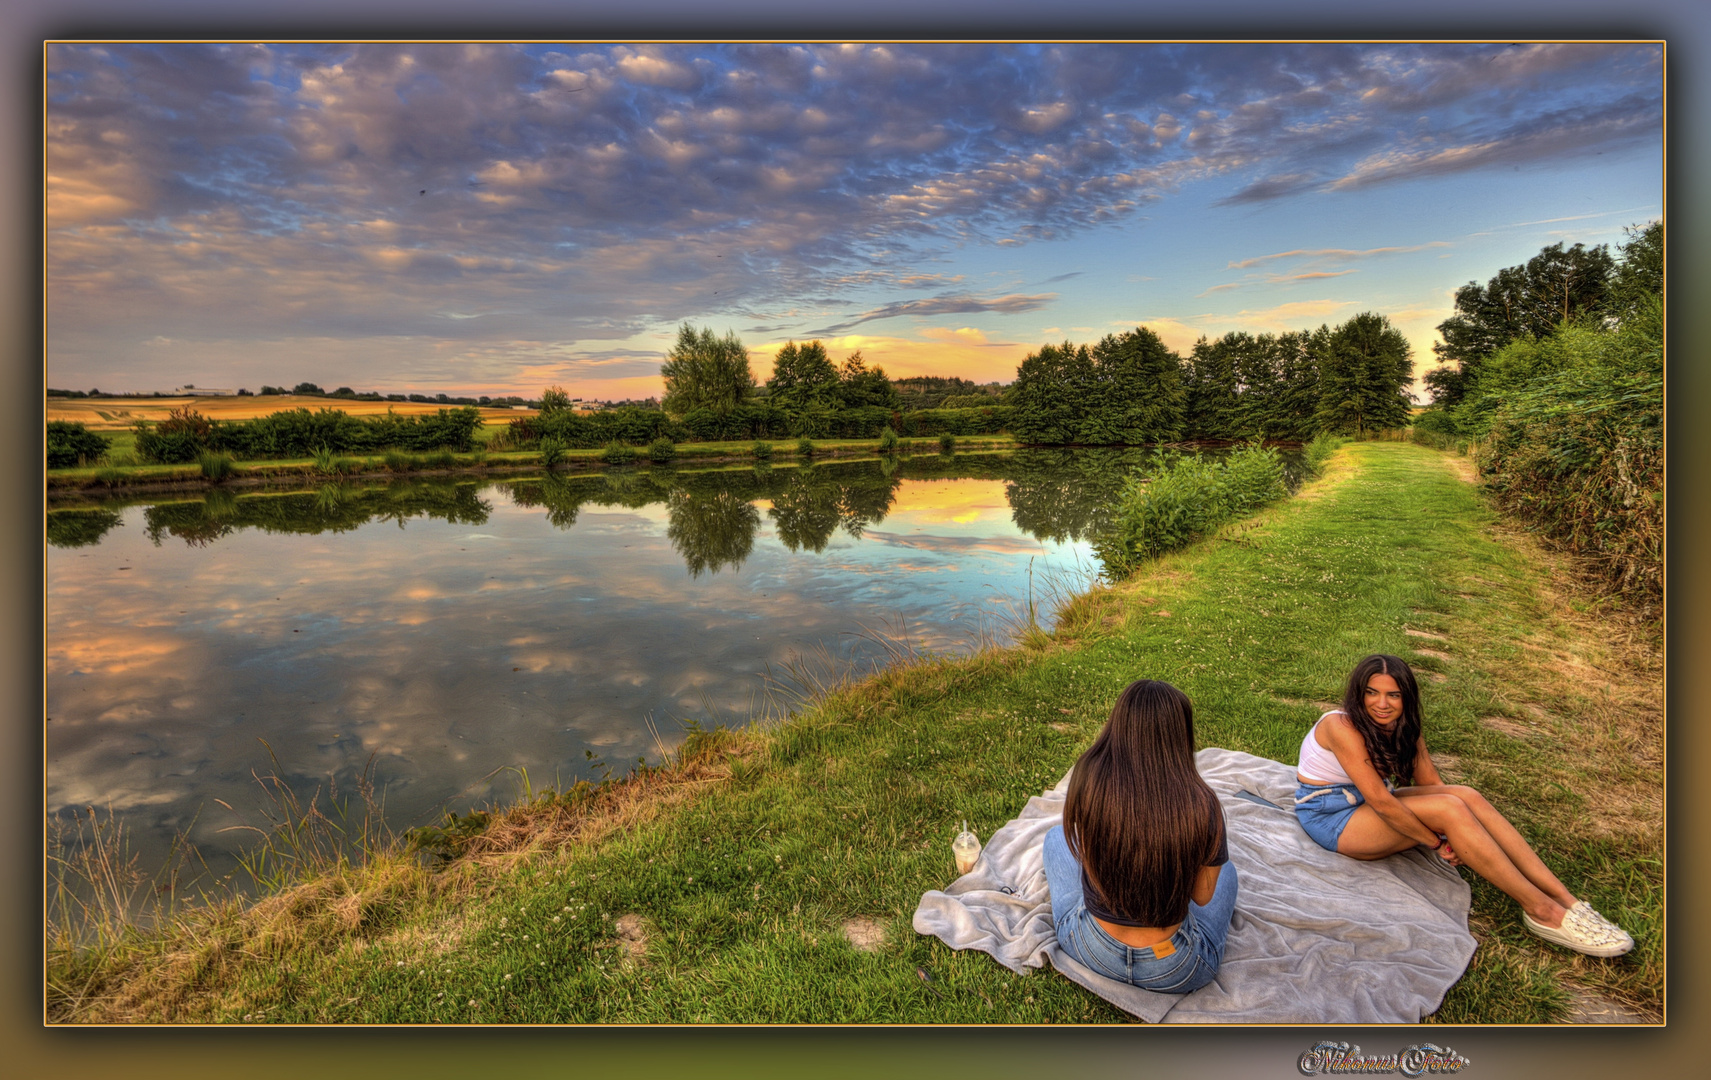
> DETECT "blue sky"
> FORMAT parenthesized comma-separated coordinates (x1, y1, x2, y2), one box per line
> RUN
(45, 41, 1663, 400)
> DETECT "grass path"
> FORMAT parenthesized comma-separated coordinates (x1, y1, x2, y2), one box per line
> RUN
(50, 441, 1661, 1023)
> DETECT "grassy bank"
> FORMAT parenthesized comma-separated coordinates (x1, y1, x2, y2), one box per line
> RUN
(45, 434, 1020, 495)
(47, 441, 1660, 1023)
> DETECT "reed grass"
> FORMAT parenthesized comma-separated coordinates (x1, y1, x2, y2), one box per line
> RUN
(197, 451, 237, 481)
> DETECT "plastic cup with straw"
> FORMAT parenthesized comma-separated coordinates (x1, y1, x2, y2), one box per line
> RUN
(952, 819, 981, 875)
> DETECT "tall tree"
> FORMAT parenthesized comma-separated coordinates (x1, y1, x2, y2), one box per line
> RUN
(1182, 335, 1242, 440)
(1010, 342, 1094, 444)
(766, 340, 841, 413)
(1089, 327, 1186, 444)
(1429, 241, 1614, 407)
(661, 324, 755, 417)
(1260, 329, 1327, 440)
(1315, 313, 1414, 435)
(539, 385, 572, 415)
(1606, 220, 1663, 324)
(834, 350, 900, 410)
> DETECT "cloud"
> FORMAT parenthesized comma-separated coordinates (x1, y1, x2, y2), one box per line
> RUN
(808, 293, 1055, 336)
(1215, 172, 1320, 206)
(1227, 243, 1451, 270)
(1330, 93, 1661, 191)
(1231, 299, 1359, 323)
(43, 42, 1661, 390)
(920, 326, 991, 344)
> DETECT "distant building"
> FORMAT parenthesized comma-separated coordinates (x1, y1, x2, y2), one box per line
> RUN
(172, 386, 237, 396)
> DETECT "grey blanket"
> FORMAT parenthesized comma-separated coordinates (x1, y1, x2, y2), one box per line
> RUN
(911, 748, 1475, 1023)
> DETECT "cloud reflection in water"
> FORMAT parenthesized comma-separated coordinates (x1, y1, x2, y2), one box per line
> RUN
(46, 456, 1102, 875)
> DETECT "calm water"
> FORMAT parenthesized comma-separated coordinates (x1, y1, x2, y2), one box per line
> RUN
(47, 449, 1177, 874)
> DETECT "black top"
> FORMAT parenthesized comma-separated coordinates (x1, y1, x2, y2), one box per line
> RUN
(1079, 803, 1228, 928)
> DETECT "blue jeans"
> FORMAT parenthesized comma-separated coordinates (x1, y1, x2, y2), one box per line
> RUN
(1042, 824, 1238, 993)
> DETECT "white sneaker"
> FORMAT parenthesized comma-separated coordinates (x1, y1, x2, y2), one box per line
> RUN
(1523, 902, 1634, 957)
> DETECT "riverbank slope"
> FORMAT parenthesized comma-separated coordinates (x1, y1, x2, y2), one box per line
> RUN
(48, 441, 1661, 1023)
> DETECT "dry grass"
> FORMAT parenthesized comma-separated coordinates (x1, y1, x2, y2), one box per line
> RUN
(53, 852, 440, 1023)
(451, 730, 766, 867)
(841, 917, 888, 952)
(1458, 516, 1663, 841)
(611, 914, 652, 961)
(48, 395, 531, 430)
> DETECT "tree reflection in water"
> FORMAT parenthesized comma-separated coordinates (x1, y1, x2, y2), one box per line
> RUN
(132, 480, 494, 547)
(52, 449, 1305, 576)
(666, 488, 762, 576)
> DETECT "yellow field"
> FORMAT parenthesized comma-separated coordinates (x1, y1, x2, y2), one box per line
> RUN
(47, 395, 536, 430)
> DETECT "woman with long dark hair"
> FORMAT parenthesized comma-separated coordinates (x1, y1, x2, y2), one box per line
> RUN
(1042, 679, 1237, 992)
(1296, 653, 1633, 956)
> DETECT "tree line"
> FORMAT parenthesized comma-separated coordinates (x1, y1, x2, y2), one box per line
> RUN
(1009, 314, 1414, 445)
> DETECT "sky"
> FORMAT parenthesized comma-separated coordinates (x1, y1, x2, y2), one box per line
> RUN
(44, 41, 1664, 401)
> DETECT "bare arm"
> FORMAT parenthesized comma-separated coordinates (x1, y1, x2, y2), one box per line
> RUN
(1321, 715, 1440, 848)
(1410, 735, 1445, 787)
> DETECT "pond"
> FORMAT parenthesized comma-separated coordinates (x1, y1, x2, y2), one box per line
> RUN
(45, 447, 1274, 881)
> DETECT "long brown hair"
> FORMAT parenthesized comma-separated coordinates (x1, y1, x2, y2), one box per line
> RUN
(1340, 654, 1423, 784)
(1062, 679, 1221, 927)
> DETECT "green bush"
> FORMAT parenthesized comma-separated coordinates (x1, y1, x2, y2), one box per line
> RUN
(47, 421, 112, 469)
(1409, 429, 1471, 454)
(938, 432, 956, 453)
(795, 437, 815, 459)
(1094, 443, 1287, 579)
(383, 449, 416, 472)
(539, 437, 567, 469)
(647, 437, 677, 464)
(1478, 364, 1661, 600)
(423, 449, 457, 469)
(751, 441, 773, 460)
(878, 427, 899, 452)
(202, 406, 483, 459)
(895, 405, 1013, 438)
(197, 451, 236, 481)
(601, 441, 638, 465)
(1302, 432, 1344, 475)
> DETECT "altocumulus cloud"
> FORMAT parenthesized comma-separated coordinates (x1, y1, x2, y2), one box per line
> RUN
(46, 42, 1661, 387)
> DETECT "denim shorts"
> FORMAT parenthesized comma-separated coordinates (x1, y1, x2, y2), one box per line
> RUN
(1294, 781, 1368, 852)
(1042, 825, 1238, 994)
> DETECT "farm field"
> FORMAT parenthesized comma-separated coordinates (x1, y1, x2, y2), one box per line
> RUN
(47, 394, 535, 430)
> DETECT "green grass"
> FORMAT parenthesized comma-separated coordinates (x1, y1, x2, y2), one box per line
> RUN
(47, 432, 1020, 491)
(46, 442, 1659, 1024)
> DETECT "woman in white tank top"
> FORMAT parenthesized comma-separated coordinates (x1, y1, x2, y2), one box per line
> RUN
(1295, 654, 1632, 958)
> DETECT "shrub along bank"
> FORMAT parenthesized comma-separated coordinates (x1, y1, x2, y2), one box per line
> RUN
(1412, 223, 1663, 606)
(47, 421, 113, 468)
(502, 403, 1013, 450)
(44, 442, 1659, 1024)
(132, 405, 485, 464)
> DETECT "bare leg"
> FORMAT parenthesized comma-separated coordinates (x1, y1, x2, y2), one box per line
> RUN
(1335, 793, 1570, 927)
(1395, 784, 1576, 910)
